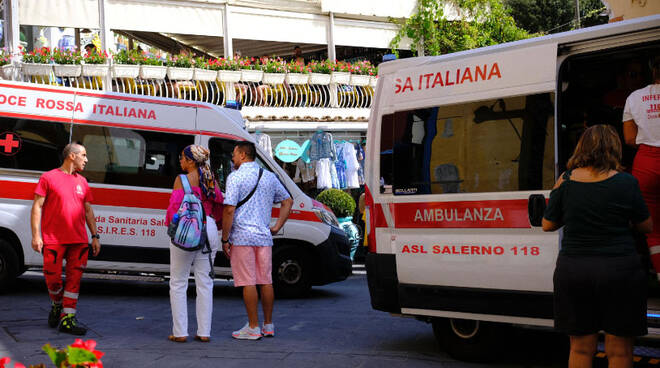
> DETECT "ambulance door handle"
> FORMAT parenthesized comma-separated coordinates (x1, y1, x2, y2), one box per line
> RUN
(527, 194, 546, 227)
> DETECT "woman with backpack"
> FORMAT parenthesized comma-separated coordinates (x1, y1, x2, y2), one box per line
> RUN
(166, 145, 223, 343)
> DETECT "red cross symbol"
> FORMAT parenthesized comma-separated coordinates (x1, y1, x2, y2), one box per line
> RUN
(0, 132, 21, 155)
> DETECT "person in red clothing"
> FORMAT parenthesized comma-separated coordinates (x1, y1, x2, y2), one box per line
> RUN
(30, 142, 100, 335)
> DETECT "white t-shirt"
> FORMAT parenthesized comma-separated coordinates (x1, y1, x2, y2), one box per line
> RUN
(622, 84, 660, 147)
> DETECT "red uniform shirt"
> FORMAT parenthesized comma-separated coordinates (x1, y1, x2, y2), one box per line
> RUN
(35, 169, 93, 244)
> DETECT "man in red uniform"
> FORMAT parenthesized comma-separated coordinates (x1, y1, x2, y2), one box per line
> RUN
(30, 143, 101, 335)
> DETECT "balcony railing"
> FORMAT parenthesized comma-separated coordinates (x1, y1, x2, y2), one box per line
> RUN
(3, 64, 376, 111)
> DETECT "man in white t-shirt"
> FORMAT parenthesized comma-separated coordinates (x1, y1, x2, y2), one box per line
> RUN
(623, 56, 660, 278)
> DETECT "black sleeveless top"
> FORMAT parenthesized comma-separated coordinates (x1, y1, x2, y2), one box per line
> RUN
(543, 171, 649, 256)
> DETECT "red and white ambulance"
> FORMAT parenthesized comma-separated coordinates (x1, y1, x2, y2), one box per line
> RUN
(0, 80, 351, 297)
(364, 15, 660, 359)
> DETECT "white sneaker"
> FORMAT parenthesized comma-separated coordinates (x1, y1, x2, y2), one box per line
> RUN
(232, 322, 262, 340)
(262, 323, 275, 337)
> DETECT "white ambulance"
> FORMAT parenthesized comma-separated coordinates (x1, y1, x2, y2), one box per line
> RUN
(364, 15, 660, 360)
(0, 80, 352, 297)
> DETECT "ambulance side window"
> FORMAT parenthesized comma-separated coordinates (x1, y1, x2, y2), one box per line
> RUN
(380, 93, 555, 195)
(71, 125, 193, 188)
(0, 116, 71, 172)
(208, 138, 273, 192)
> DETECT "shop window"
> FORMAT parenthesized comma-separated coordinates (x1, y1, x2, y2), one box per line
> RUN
(0, 117, 71, 172)
(380, 93, 555, 195)
(71, 125, 193, 188)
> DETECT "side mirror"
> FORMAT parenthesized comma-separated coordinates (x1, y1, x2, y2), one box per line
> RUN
(528, 194, 546, 227)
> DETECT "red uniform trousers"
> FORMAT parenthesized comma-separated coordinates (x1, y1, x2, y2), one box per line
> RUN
(43, 243, 89, 316)
(632, 145, 660, 273)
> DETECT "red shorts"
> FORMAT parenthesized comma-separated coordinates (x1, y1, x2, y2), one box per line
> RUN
(230, 246, 272, 286)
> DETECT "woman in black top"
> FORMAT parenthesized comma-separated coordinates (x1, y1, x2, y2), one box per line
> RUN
(543, 125, 652, 368)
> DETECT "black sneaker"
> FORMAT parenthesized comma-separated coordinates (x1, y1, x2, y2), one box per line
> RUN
(48, 304, 62, 328)
(58, 314, 87, 336)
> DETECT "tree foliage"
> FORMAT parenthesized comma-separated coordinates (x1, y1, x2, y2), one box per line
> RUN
(390, 0, 534, 56)
(504, 0, 607, 34)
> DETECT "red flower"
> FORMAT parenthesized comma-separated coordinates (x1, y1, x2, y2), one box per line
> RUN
(71, 339, 105, 361)
(0, 357, 24, 368)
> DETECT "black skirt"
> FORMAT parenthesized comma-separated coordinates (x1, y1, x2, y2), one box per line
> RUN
(553, 254, 647, 336)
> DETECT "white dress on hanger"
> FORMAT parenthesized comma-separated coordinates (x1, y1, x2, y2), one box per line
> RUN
(252, 132, 273, 158)
(316, 158, 332, 189)
(343, 142, 360, 188)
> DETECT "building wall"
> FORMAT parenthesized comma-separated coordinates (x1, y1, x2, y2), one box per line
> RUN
(602, 0, 660, 22)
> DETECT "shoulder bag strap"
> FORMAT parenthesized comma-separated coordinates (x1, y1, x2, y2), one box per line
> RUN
(236, 168, 263, 209)
(562, 170, 572, 182)
(180, 174, 193, 194)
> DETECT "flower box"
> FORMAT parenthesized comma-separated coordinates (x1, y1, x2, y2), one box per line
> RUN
(309, 72, 330, 85)
(217, 70, 242, 83)
(240, 69, 263, 83)
(111, 64, 139, 78)
(0, 65, 13, 80)
(139, 65, 167, 79)
(167, 66, 193, 80)
(331, 71, 350, 84)
(350, 74, 370, 86)
(53, 64, 82, 77)
(82, 64, 109, 77)
(21, 63, 52, 77)
(285, 73, 309, 85)
(193, 68, 217, 82)
(262, 72, 285, 85)
(369, 76, 378, 88)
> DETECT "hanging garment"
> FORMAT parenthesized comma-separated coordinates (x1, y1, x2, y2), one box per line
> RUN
(343, 142, 360, 188)
(356, 144, 366, 185)
(316, 158, 332, 189)
(330, 161, 340, 189)
(309, 131, 336, 161)
(252, 132, 273, 158)
(296, 158, 316, 183)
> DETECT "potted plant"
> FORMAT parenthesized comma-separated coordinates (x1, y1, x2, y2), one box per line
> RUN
(193, 57, 217, 81)
(369, 66, 378, 88)
(166, 53, 193, 80)
(316, 189, 360, 259)
(238, 57, 263, 83)
(285, 60, 310, 85)
(139, 51, 166, 79)
(21, 47, 53, 77)
(307, 60, 331, 85)
(82, 49, 109, 77)
(261, 58, 286, 85)
(210, 58, 241, 82)
(52, 48, 82, 77)
(0, 49, 12, 80)
(349, 60, 372, 86)
(331, 60, 351, 85)
(111, 49, 140, 78)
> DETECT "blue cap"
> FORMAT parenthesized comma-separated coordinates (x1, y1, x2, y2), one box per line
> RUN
(383, 54, 397, 62)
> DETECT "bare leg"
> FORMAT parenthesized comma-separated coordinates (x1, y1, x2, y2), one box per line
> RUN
(242, 285, 259, 329)
(259, 284, 274, 324)
(604, 334, 634, 368)
(569, 334, 598, 368)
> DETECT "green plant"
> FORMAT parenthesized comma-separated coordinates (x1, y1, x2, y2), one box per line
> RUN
(261, 58, 286, 73)
(0, 49, 11, 67)
(111, 49, 141, 65)
(286, 60, 310, 74)
(52, 48, 82, 65)
(334, 61, 351, 73)
(194, 57, 208, 69)
(316, 189, 356, 218)
(237, 57, 258, 70)
(349, 60, 375, 75)
(207, 58, 239, 71)
(307, 60, 334, 74)
(22, 47, 52, 64)
(0, 339, 104, 368)
(83, 50, 108, 65)
(166, 53, 193, 68)
(140, 51, 164, 66)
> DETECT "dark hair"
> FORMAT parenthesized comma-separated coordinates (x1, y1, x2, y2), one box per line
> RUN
(294, 45, 301, 50)
(651, 56, 660, 82)
(235, 141, 256, 160)
(566, 124, 622, 172)
(84, 43, 95, 50)
(62, 143, 84, 159)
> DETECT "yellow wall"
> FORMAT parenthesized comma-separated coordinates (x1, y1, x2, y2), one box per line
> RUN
(603, 0, 660, 22)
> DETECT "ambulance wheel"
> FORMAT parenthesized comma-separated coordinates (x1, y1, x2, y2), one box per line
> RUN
(432, 318, 501, 362)
(273, 246, 312, 298)
(0, 239, 19, 292)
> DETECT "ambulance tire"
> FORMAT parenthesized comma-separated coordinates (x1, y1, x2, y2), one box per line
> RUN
(0, 239, 19, 293)
(432, 318, 501, 362)
(272, 246, 312, 298)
